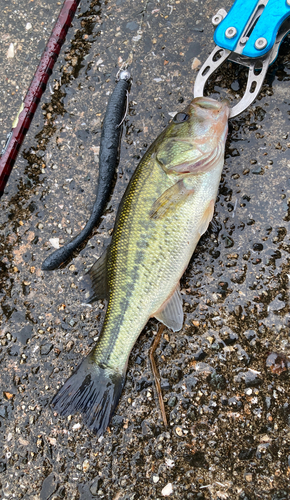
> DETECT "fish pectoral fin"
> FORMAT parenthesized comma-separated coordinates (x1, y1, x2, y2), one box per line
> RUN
(198, 199, 215, 236)
(81, 247, 109, 303)
(149, 180, 194, 220)
(154, 286, 184, 332)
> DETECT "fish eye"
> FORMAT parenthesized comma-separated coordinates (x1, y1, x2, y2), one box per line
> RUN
(173, 112, 189, 123)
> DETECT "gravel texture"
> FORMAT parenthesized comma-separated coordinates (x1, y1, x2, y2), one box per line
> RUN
(1, 0, 290, 499)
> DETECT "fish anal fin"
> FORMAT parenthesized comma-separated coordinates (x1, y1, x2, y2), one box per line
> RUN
(82, 248, 109, 303)
(149, 180, 194, 220)
(198, 199, 215, 237)
(154, 286, 183, 332)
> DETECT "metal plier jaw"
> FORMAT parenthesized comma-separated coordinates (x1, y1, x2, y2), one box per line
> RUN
(194, 0, 290, 118)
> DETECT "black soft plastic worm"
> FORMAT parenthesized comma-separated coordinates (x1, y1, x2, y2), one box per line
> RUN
(42, 70, 130, 270)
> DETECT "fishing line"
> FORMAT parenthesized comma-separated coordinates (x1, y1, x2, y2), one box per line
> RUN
(42, 11, 146, 269)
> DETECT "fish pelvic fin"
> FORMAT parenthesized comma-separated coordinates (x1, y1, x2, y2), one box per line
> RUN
(51, 352, 125, 436)
(198, 199, 215, 237)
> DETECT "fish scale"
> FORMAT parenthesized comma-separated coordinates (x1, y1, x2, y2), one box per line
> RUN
(102, 171, 217, 369)
(51, 97, 229, 436)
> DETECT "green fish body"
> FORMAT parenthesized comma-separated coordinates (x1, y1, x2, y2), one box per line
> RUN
(52, 97, 229, 435)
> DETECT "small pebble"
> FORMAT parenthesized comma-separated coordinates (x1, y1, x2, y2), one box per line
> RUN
(7, 43, 14, 58)
(25, 22, 32, 30)
(153, 475, 159, 483)
(266, 352, 288, 375)
(168, 396, 177, 407)
(40, 343, 52, 355)
(72, 423, 82, 431)
(65, 340, 74, 352)
(82, 459, 90, 473)
(4, 392, 14, 400)
(90, 477, 100, 495)
(162, 483, 173, 496)
(191, 57, 201, 70)
(49, 238, 60, 249)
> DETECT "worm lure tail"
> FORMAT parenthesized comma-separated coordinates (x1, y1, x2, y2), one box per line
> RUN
(42, 71, 130, 271)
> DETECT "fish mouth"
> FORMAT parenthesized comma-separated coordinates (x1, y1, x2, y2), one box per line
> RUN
(193, 97, 230, 116)
(193, 97, 223, 110)
(221, 99, 230, 118)
(221, 98, 230, 107)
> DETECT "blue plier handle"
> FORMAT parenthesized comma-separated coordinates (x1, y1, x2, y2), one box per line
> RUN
(194, 0, 290, 118)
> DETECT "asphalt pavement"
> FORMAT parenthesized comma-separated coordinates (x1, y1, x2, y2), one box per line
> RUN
(0, 0, 290, 499)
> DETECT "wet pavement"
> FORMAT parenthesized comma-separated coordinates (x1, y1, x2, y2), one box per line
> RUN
(1, 0, 290, 498)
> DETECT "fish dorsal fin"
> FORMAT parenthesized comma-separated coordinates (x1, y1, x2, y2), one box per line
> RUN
(154, 286, 184, 332)
(82, 248, 109, 303)
(149, 179, 194, 220)
(198, 199, 215, 236)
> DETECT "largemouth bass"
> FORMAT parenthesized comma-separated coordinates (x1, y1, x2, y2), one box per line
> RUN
(51, 97, 229, 435)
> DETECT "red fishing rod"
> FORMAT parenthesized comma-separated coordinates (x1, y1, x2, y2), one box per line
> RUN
(0, 0, 81, 198)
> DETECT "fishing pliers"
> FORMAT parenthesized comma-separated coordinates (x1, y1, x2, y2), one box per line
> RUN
(194, 0, 290, 117)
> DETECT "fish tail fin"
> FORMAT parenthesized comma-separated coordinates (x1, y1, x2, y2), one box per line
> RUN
(51, 352, 125, 436)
